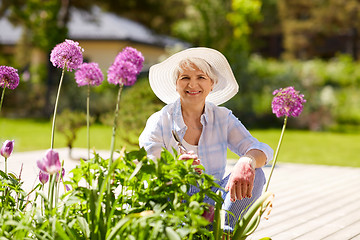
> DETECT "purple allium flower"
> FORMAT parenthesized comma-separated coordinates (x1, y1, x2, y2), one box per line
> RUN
(65, 185, 71, 191)
(107, 47, 144, 86)
(0, 66, 20, 89)
(75, 62, 104, 87)
(37, 149, 61, 175)
(107, 60, 139, 86)
(272, 86, 306, 118)
(50, 39, 84, 71)
(39, 171, 49, 184)
(1, 140, 14, 158)
(114, 47, 144, 73)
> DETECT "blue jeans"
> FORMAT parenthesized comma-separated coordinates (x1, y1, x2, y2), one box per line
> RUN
(189, 168, 266, 231)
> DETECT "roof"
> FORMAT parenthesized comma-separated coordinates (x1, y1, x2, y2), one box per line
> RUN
(0, 6, 188, 48)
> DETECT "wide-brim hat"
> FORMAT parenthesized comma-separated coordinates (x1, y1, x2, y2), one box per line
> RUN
(149, 47, 239, 105)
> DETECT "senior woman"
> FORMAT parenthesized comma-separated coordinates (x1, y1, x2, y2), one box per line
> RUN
(139, 47, 273, 231)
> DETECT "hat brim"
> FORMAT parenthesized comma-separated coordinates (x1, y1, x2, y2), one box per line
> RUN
(149, 47, 239, 105)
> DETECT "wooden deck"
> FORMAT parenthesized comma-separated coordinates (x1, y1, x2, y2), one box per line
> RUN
(225, 162, 360, 240)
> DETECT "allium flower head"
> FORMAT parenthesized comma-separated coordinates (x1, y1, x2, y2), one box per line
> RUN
(107, 47, 144, 86)
(0, 66, 20, 89)
(50, 39, 84, 71)
(75, 62, 104, 87)
(114, 47, 144, 73)
(37, 149, 61, 175)
(1, 140, 14, 158)
(272, 86, 306, 118)
(39, 171, 49, 184)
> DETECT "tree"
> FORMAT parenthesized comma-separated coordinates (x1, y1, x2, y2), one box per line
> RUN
(56, 109, 92, 159)
(278, 0, 360, 59)
(171, 0, 232, 50)
(0, 0, 68, 52)
(93, 0, 187, 35)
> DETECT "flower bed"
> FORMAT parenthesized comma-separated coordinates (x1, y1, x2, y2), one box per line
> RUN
(0, 40, 306, 239)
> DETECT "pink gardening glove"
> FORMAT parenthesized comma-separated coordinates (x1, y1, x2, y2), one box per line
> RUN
(178, 151, 202, 174)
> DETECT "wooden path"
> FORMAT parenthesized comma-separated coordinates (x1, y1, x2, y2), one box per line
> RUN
(226, 162, 360, 240)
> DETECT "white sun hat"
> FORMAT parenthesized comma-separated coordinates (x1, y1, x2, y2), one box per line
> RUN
(149, 47, 239, 105)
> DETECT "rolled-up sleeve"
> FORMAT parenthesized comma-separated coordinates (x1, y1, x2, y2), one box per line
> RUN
(227, 112, 273, 164)
(139, 111, 165, 160)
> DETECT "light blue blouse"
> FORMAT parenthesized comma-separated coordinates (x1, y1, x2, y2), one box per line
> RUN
(139, 98, 273, 181)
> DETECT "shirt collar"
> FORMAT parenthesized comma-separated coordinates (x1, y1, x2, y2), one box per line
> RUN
(173, 98, 212, 131)
(173, 99, 187, 134)
(202, 102, 211, 124)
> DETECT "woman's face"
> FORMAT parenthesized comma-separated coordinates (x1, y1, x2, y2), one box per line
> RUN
(176, 65, 214, 106)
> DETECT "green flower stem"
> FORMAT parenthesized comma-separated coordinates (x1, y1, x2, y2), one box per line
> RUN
(106, 84, 123, 224)
(50, 68, 65, 149)
(87, 84, 90, 160)
(109, 84, 124, 164)
(0, 86, 6, 113)
(4, 157, 7, 174)
(264, 115, 288, 192)
(48, 174, 55, 211)
(40, 184, 45, 215)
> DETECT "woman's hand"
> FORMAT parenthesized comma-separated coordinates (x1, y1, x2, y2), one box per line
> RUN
(225, 156, 255, 202)
(179, 151, 203, 174)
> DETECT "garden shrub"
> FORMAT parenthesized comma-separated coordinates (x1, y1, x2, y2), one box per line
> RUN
(226, 54, 360, 131)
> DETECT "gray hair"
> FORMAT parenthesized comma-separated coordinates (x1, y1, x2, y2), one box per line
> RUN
(173, 57, 218, 84)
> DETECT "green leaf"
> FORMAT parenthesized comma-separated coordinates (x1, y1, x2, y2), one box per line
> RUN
(106, 217, 132, 240)
(0, 170, 9, 179)
(213, 191, 223, 240)
(55, 221, 71, 240)
(150, 220, 162, 239)
(129, 161, 143, 181)
(232, 192, 274, 240)
(165, 227, 180, 240)
(76, 216, 90, 238)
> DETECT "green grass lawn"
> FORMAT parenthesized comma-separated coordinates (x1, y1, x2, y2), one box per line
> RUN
(228, 129, 360, 168)
(1, 118, 360, 167)
(0, 118, 127, 152)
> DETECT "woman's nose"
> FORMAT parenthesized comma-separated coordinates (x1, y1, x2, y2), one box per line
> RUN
(188, 78, 197, 88)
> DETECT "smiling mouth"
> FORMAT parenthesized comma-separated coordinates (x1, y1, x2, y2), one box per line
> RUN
(186, 90, 201, 95)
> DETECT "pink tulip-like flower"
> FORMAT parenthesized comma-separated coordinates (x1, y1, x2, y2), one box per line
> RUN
(0, 66, 20, 90)
(75, 62, 104, 87)
(1, 140, 14, 158)
(202, 205, 215, 223)
(37, 149, 61, 175)
(56, 167, 65, 182)
(271, 86, 306, 118)
(39, 171, 49, 184)
(50, 39, 84, 71)
(107, 47, 144, 86)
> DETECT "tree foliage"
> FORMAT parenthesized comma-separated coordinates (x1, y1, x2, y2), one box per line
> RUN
(0, 0, 67, 52)
(278, 0, 360, 59)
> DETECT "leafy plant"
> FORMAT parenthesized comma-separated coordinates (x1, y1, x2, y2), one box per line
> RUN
(0, 148, 227, 239)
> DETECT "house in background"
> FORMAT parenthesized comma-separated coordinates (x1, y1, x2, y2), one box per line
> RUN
(0, 6, 189, 73)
